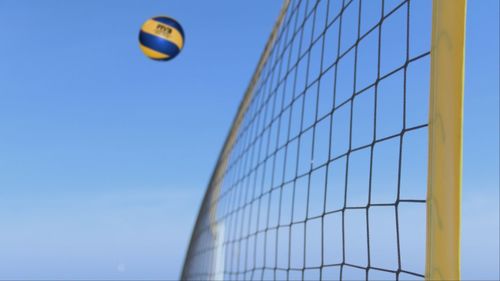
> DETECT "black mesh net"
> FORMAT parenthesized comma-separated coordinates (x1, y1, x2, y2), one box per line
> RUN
(182, 0, 432, 280)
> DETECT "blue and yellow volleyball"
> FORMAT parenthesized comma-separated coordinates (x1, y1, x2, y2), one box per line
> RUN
(139, 16, 185, 61)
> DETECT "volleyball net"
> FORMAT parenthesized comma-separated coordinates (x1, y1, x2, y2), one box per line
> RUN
(181, 0, 466, 280)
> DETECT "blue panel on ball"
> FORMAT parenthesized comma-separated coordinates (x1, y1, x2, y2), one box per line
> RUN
(139, 31, 180, 59)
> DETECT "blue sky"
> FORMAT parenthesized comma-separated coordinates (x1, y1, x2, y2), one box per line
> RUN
(0, 0, 497, 280)
(462, 1, 499, 279)
(0, 1, 283, 279)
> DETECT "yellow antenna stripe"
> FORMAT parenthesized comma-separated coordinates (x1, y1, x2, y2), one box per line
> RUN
(426, 0, 466, 280)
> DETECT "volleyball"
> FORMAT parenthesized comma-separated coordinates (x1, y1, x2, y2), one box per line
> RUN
(138, 16, 185, 61)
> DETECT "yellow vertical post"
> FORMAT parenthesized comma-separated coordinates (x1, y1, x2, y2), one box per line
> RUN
(426, 0, 467, 280)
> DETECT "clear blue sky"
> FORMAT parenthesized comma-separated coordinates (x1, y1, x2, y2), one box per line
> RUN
(0, 0, 497, 280)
